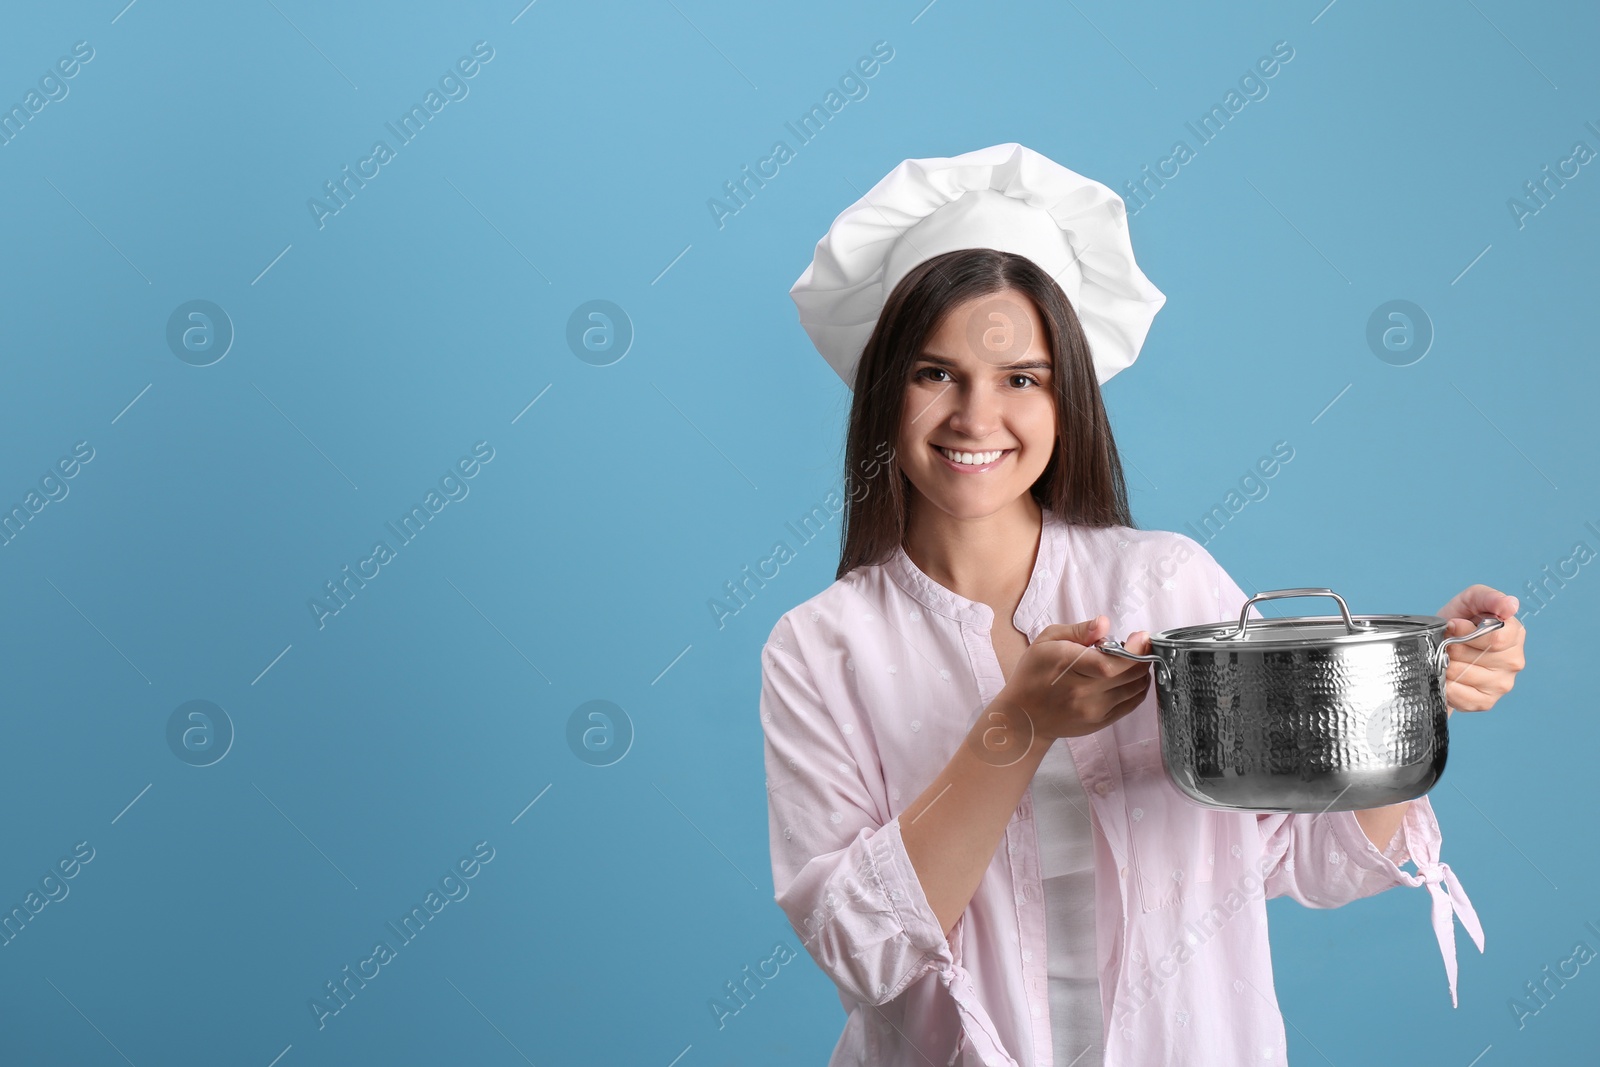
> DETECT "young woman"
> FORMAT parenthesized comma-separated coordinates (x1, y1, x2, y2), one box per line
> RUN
(761, 144, 1525, 1067)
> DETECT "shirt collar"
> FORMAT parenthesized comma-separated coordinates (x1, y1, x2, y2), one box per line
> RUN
(883, 505, 1068, 632)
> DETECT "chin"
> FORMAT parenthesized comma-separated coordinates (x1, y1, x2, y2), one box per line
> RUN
(918, 484, 1028, 518)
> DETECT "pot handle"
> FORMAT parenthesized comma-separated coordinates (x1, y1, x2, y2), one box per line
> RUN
(1095, 637, 1171, 686)
(1228, 587, 1360, 640)
(1432, 613, 1506, 676)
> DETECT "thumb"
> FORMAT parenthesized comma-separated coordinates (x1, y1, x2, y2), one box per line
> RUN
(1036, 616, 1110, 646)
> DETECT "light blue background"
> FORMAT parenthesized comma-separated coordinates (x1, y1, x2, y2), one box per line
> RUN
(0, 0, 1593, 1064)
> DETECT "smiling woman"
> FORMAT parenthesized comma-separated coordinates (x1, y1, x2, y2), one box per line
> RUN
(762, 143, 1506, 1067)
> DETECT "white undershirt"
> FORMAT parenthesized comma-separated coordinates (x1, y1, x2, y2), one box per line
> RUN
(1029, 743, 1105, 1067)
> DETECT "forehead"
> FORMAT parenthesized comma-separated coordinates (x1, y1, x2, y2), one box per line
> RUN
(922, 291, 1051, 368)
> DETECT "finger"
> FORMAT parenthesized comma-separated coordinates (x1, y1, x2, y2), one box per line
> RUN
(1037, 617, 1109, 645)
(1448, 585, 1518, 619)
(1445, 634, 1525, 672)
(1110, 632, 1157, 675)
(1444, 616, 1522, 652)
(1056, 628, 1139, 677)
(1470, 588, 1517, 616)
(1447, 603, 1529, 652)
(1443, 660, 1516, 698)
(1107, 672, 1152, 701)
(1099, 648, 1156, 682)
(1046, 641, 1121, 685)
(1486, 590, 1519, 617)
(1104, 686, 1151, 724)
(1484, 620, 1526, 657)
(1445, 678, 1501, 712)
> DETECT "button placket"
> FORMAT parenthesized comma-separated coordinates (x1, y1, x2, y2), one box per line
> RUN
(1012, 810, 1054, 1067)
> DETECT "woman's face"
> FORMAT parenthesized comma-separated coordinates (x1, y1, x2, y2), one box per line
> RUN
(897, 289, 1058, 521)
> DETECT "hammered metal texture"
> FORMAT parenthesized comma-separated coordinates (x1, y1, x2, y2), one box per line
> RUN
(1157, 635, 1449, 812)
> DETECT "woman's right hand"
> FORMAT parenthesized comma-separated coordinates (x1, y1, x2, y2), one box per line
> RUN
(1000, 616, 1154, 741)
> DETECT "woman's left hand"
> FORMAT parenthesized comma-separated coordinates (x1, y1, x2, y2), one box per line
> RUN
(1436, 584, 1527, 713)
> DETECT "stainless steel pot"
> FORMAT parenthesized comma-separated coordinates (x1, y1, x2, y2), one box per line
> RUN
(1095, 588, 1504, 813)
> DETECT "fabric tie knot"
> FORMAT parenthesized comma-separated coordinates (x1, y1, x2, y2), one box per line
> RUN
(937, 960, 1022, 1067)
(1412, 857, 1486, 1008)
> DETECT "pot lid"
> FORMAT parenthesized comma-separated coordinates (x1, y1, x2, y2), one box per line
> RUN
(1157, 612, 1446, 650)
(1151, 586, 1447, 650)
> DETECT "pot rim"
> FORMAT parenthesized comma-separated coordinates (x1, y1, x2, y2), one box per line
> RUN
(1150, 612, 1449, 652)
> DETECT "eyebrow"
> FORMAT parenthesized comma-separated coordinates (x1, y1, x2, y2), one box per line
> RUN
(916, 353, 1054, 372)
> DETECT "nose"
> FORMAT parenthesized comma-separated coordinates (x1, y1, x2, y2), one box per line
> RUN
(945, 379, 1006, 442)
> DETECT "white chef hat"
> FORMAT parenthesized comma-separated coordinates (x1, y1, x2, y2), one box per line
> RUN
(790, 142, 1166, 391)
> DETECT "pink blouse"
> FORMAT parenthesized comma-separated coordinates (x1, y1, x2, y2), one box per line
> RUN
(759, 506, 1485, 1066)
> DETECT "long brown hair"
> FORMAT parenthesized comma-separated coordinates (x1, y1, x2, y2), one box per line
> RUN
(835, 247, 1137, 580)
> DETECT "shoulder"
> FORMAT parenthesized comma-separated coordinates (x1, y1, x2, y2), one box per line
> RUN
(1066, 522, 1219, 575)
(763, 562, 906, 676)
(763, 567, 872, 658)
(1064, 523, 1229, 624)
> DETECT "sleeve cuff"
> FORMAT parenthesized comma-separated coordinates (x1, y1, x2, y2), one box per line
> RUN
(1329, 795, 1486, 1007)
(1333, 806, 1418, 889)
(877, 813, 954, 959)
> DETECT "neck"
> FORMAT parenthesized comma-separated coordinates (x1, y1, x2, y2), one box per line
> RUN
(902, 495, 1045, 607)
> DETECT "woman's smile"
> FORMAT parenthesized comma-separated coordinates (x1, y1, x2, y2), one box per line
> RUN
(932, 443, 1014, 472)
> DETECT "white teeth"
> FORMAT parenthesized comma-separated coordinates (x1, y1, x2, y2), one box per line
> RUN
(937, 446, 1006, 466)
